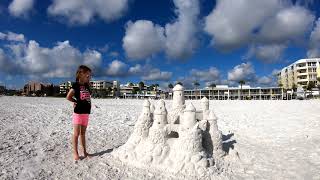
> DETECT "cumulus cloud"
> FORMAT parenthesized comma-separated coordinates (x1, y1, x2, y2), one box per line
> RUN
(246, 44, 286, 63)
(127, 64, 172, 81)
(105, 60, 128, 77)
(257, 6, 315, 43)
(48, 0, 129, 25)
(204, 0, 315, 62)
(204, 0, 280, 50)
(190, 67, 220, 82)
(0, 40, 103, 78)
(257, 76, 274, 86)
(128, 64, 143, 74)
(175, 66, 221, 89)
(307, 18, 320, 58)
(228, 62, 256, 82)
(123, 0, 200, 60)
(123, 20, 165, 60)
(164, 0, 200, 59)
(142, 68, 172, 81)
(227, 62, 277, 86)
(8, 0, 34, 17)
(0, 31, 25, 42)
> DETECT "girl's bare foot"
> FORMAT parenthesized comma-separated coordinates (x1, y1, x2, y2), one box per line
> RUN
(74, 153, 80, 161)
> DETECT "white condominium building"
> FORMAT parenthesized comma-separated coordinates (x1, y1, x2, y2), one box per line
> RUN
(277, 58, 320, 89)
(90, 80, 113, 90)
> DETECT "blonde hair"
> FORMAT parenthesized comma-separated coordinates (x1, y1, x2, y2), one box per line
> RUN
(76, 65, 92, 82)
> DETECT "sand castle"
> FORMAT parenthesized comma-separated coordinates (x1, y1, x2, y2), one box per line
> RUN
(113, 84, 225, 176)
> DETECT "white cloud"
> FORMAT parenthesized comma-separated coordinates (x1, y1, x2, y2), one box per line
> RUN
(105, 60, 128, 76)
(228, 62, 256, 82)
(258, 6, 315, 43)
(0, 40, 103, 78)
(123, 0, 200, 60)
(307, 18, 320, 58)
(141, 68, 172, 81)
(123, 20, 165, 60)
(48, 0, 129, 25)
(128, 64, 143, 74)
(204, 0, 280, 50)
(164, 0, 200, 59)
(0, 31, 25, 42)
(246, 44, 286, 63)
(190, 67, 220, 82)
(204, 0, 315, 61)
(128, 64, 173, 81)
(8, 0, 34, 17)
(257, 76, 273, 85)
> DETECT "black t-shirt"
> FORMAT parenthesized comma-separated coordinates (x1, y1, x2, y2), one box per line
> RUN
(72, 82, 91, 114)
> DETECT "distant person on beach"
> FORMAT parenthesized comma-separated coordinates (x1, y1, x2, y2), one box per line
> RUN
(66, 65, 92, 161)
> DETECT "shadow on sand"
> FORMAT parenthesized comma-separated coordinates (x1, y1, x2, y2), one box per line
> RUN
(89, 148, 114, 157)
(222, 133, 237, 154)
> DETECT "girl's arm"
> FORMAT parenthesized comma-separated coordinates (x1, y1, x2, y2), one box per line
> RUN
(66, 89, 76, 103)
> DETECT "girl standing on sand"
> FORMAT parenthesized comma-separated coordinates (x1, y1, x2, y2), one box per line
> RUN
(66, 65, 92, 161)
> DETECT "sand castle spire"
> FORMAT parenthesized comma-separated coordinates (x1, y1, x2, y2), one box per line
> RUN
(172, 84, 185, 109)
(182, 103, 197, 129)
(153, 100, 168, 128)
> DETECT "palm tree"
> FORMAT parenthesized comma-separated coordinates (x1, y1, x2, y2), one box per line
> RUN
(168, 83, 174, 99)
(138, 81, 144, 96)
(307, 81, 315, 98)
(193, 81, 200, 99)
(107, 87, 112, 97)
(238, 80, 245, 100)
(209, 83, 216, 100)
(209, 83, 216, 90)
(128, 82, 134, 87)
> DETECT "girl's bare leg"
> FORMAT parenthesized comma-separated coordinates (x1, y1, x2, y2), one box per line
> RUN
(80, 125, 90, 158)
(73, 125, 80, 160)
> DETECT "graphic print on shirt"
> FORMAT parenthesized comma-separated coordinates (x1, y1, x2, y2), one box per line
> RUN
(80, 85, 91, 103)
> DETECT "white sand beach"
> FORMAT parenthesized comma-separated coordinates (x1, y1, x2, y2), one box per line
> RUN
(0, 96, 320, 179)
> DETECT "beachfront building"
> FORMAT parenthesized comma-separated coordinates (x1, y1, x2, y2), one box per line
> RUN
(59, 81, 72, 94)
(276, 58, 320, 89)
(23, 82, 58, 96)
(90, 80, 113, 90)
(184, 85, 283, 100)
(119, 83, 164, 99)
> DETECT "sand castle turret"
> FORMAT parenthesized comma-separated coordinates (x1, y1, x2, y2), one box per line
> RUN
(208, 111, 225, 158)
(172, 84, 185, 108)
(113, 85, 226, 178)
(182, 103, 197, 129)
(168, 84, 186, 124)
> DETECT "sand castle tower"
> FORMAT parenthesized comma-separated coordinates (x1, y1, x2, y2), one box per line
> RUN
(113, 85, 226, 177)
(208, 111, 225, 159)
(168, 84, 186, 124)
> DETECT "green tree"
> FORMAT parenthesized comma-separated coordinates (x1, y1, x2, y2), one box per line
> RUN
(138, 81, 144, 91)
(307, 81, 315, 91)
(176, 81, 183, 86)
(239, 80, 245, 100)
(209, 83, 216, 90)
(193, 81, 200, 99)
(168, 83, 174, 89)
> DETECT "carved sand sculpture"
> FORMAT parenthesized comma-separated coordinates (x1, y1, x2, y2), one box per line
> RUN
(113, 84, 226, 177)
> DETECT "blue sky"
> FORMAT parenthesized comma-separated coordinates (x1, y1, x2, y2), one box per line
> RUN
(0, 0, 320, 89)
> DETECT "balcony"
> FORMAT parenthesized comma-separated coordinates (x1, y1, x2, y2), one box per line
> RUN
(297, 78, 308, 82)
(296, 66, 307, 70)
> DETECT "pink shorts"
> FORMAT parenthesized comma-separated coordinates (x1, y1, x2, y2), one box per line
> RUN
(73, 113, 89, 126)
